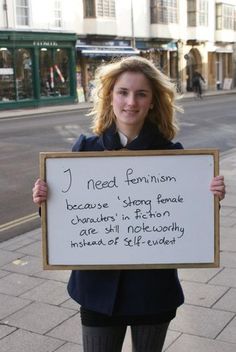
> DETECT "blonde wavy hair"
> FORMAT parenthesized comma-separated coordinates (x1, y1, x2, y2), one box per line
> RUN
(90, 56, 181, 140)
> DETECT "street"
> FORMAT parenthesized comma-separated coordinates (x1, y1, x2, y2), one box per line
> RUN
(0, 94, 236, 241)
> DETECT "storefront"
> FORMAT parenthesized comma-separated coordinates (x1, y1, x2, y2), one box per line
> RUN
(0, 31, 77, 110)
(76, 39, 139, 102)
(137, 40, 179, 79)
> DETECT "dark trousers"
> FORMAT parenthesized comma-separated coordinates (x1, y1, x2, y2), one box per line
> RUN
(82, 322, 170, 352)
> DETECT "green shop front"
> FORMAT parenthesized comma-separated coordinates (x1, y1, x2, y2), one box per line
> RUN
(0, 31, 77, 110)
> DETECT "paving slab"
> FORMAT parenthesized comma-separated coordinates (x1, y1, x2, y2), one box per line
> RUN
(0, 248, 24, 266)
(220, 232, 236, 251)
(209, 268, 236, 288)
(181, 280, 228, 307)
(220, 207, 236, 217)
(0, 233, 37, 251)
(213, 288, 236, 312)
(170, 304, 234, 338)
(165, 333, 236, 352)
(47, 312, 83, 344)
(55, 342, 81, 352)
(217, 316, 236, 344)
(34, 269, 70, 283)
(15, 240, 42, 257)
(0, 272, 45, 296)
(220, 251, 236, 268)
(220, 226, 236, 236)
(20, 280, 69, 305)
(0, 325, 16, 339)
(2, 255, 42, 275)
(4, 302, 76, 334)
(0, 329, 64, 352)
(163, 330, 182, 351)
(178, 267, 222, 283)
(220, 216, 236, 227)
(60, 298, 81, 310)
(0, 270, 9, 279)
(0, 293, 31, 320)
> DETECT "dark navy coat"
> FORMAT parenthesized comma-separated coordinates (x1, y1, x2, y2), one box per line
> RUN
(67, 121, 184, 316)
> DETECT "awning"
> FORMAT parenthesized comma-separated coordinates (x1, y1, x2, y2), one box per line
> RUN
(76, 44, 140, 57)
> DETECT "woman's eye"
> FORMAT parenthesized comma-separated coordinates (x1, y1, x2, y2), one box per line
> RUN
(137, 92, 146, 97)
(118, 90, 128, 96)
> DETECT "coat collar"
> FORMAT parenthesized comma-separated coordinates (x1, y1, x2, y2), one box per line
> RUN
(98, 120, 170, 150)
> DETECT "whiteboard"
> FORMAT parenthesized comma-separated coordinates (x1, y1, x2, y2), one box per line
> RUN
(40, 149, 219, 270)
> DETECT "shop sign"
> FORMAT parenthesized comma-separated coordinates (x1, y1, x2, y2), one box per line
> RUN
(33, 41, 58, 47)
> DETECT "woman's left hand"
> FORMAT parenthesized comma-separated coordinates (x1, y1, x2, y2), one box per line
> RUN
(210, 175, 226, 201)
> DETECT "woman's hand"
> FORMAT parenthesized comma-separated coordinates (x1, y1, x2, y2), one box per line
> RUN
(32, 178, 48, 206)
(210, 175, 226, 201)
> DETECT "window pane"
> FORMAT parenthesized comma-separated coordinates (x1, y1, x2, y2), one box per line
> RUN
(40, 49, 53, 97)
(16, 0, 29, 26)
(84, 0, 96, 17)
(54, 0, 62, 27)
(55, 49, 70, 96)
(40, 49, 70, 97)
(15, 49, 33, 100)
(150, 0, 177, 24)
(0, 49, 15, 101)
(97, 0, 115, 17)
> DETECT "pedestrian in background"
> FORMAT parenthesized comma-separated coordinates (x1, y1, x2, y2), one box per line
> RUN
(192, 70, 205, 98)
(33, 56, 225, 352)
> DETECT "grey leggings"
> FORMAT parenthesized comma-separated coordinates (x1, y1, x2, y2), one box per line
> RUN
(82, 322, 170, 352)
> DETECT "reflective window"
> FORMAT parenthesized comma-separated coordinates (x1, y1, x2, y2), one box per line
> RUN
(54, 0, 62, 27)
(0, 48, 15, 102)
(15, 49, 33, 100)
(216, 3, 234, 30)
(16, 0, 30, 26)
(151, 0, 178, 24)
(40, 48, 70, 97)
(97, 0, 116, 17)
(83, 0, 96, 17)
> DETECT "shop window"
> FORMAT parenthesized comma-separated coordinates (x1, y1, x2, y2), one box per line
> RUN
(40, 48, 70, 97)
(0, 48, 16, 102)
(15, 49, 33, 100)
(16, 0, 30, 26)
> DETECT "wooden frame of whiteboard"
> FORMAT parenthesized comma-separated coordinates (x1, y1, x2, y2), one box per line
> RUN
(40, 149, 220, 270)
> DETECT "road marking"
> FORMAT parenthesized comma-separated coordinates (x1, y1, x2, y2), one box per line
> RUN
(0, 212, 39, 232)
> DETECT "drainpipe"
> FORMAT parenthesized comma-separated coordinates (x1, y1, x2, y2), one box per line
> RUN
(3, 0, 9, 28)
(130, 0, 136, 48)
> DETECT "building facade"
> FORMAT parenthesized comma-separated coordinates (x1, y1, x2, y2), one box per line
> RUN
(0, 0, 236, 109)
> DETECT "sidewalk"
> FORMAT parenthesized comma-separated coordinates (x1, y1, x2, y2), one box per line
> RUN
(0, 90, 236, 351)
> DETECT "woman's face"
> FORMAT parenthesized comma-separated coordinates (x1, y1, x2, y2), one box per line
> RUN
(111, 71, 153, 135)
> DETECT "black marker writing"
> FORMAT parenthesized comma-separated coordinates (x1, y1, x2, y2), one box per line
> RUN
(62, 168, 72, 193)
(124, 168, 177, 186)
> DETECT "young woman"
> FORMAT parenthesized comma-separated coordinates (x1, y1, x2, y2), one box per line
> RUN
(33, 56, 225, 352)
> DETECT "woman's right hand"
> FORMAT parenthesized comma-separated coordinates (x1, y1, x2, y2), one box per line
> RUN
(32, 178, 48, 206)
